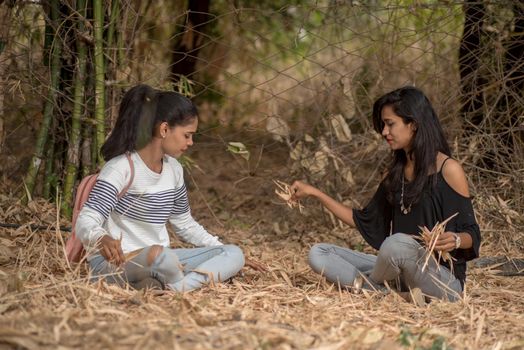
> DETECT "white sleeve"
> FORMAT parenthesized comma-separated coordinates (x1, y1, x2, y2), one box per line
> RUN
(75, 206, 110, 250)
(168, 211, 223, 247)
(75, 158, 130, 250)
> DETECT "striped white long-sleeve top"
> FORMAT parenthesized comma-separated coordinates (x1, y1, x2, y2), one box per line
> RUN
(75, 152, 222, 256)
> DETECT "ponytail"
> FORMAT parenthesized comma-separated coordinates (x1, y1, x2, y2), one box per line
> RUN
(101, 84, 158, 161)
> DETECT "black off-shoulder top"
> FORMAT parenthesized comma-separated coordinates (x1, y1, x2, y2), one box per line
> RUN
(353, 166, 481, 287)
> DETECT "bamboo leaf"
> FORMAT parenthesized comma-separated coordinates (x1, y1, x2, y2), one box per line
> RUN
(227, 142, 250, 161)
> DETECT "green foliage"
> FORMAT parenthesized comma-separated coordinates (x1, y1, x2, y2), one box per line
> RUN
(215, 0, 326, 61)
(227, 217, 251, 231)
(399, 328, 413, 347)
(178, 155, 201, 172)
(353, 241, 365, 252)
(398, 328, 451, 350)
(429, 337, 447, 350)
(175, 75, 195, 98)
(227, 142, 250, 161)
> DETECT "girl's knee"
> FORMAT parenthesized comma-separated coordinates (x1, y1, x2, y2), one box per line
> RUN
(387, 233, 416, 244)
(142, 246, 184, 284)
(309, 243, 333, 260)
(222, 244, 245, 268)
(308, 243, 332, 273)
(310, 243, 333, 254)
(146, 245, 164, 266)
(379, 233, 419, 259)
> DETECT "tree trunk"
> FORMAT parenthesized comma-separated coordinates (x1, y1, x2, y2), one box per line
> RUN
(459, 1, 486, 130)
(23, 0, 62, 201)
(62, 0, 88, 217)
(0, 1, 13, 155)
(500, 3, 524, 153)
(459, 0, 486, 131)
(170, 0, 210, 83)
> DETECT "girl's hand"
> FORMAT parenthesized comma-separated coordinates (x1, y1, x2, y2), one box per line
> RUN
(434, 231, 458, 253)
(290, 180, 318, 200)
(99, 235, 126, 266)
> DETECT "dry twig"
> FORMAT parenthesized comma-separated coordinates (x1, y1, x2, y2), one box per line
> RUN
(273, 180, 304, 213)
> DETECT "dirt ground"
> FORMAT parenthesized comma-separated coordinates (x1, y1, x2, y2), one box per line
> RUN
(0, 137, 523, 350)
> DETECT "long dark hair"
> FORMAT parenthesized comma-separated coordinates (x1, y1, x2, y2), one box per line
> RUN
(101, 85, 198, 161)
(372, 86, 451, 205)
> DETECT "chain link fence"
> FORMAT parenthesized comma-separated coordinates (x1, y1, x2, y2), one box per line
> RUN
(1, 1, 523, 217)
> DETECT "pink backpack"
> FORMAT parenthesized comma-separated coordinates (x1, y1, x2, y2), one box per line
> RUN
(65, 153, 135, 263)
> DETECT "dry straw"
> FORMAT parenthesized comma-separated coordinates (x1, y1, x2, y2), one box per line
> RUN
(416, 212, 459, 273)
(273, 180, 304, 213)
(1, 172, 523, 349)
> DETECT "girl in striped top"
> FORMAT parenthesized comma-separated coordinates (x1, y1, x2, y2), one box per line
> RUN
(76, 84, 245, 292)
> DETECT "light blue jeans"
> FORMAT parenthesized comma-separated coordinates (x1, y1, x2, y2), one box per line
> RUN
(309, 233, 463, 301)
(89, 244, 245, 292)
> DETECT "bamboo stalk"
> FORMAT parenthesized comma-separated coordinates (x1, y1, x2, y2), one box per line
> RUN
(117, 0, 129, 78)
(106, 0, 119, 52)
(83, 62, 95, 176)
(23, 0, 62, 201)
(81, 122, 92, 177)
(42, 131, 56, 199)
(93, 0, 106, 166)
(106, 0, 121, 126)
(61, 0, 88, 218)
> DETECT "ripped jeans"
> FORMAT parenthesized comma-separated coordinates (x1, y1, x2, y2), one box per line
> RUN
(89, 244, 245, 292)
(308, 233, 463, 301)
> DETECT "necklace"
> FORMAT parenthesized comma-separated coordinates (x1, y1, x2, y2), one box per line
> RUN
(400, 173, 412, 214)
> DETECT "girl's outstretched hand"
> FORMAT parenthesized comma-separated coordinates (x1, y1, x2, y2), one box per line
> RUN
(99, 235, 126, 266)
(290, 180, 318, 200)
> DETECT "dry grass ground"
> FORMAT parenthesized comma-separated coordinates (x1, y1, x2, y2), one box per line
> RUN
(0, 142, 523, 350)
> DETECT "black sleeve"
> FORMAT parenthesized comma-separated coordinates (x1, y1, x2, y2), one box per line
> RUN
(353, 182, 392, 250)
(444, 194, 481, 261)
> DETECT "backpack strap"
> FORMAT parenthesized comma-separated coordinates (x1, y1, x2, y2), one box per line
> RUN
(117, 152, 135, 199)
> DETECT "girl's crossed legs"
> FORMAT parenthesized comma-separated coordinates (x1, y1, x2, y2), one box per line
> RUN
(308, 233, 462, 301)
(89, 244, 244, 292)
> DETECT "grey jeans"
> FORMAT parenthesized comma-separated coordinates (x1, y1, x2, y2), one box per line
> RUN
(309, 233, 463, 301)
(89, 244, 245, 292)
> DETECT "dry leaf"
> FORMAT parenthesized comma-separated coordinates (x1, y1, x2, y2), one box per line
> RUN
(329, 114, 352, 142)
(266, 115, 290, 142)
(301, 151, 328, 178)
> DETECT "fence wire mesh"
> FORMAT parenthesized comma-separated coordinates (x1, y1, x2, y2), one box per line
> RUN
(1, 1, 523, 215)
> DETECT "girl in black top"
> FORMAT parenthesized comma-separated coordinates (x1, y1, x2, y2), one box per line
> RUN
(291, 86, 481, 302)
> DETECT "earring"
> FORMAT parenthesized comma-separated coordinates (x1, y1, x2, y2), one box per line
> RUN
(162, 135, 166, 139)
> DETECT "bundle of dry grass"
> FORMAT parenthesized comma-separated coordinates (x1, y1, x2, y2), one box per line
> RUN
(416, 213, 459, 272)
(273, 180, 304, 213)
